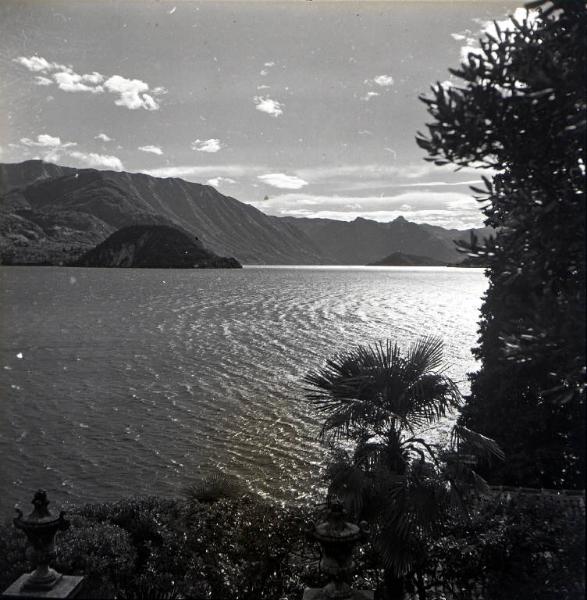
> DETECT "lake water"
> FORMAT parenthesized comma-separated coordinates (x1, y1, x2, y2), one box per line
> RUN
(0, 266, 486, 514)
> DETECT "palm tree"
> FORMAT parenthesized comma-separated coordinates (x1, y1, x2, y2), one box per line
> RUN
(304, 336, 503, 599)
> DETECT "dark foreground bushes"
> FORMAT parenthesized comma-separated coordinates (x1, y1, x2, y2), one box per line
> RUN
(0, 496, 344, 599)
(424, 491, 585, 600)
(0, 491, 583, 599)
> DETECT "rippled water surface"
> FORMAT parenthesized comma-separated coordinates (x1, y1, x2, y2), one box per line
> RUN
(0, 266, 486, 513)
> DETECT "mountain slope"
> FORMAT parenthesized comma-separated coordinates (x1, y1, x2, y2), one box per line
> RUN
(281, 215, 487, 264)
(0, 161, 330, 265)
(0, 160, 492, 266)
(74, 225, 241, 268)
(0, 160, 75, 195)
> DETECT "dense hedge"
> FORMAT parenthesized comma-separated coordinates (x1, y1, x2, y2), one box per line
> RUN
(0, 492, 583, 599)
(0, 496, 376, 599)
(424, 492, 585, 600)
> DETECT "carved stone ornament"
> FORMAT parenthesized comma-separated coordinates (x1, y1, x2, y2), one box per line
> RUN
(306, 502, 370, 600)
(13, 490, 70, 591)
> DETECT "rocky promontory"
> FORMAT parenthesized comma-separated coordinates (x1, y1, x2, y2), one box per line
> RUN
(367, 251, 450, 266)
(72, 225, 241, 269)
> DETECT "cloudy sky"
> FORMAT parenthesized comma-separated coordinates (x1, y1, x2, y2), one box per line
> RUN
(1, 0, 523, 228)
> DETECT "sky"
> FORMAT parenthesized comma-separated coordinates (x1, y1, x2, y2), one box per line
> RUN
(0, 0, 524, 229)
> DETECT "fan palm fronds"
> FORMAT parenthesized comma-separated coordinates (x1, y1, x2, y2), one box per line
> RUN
(305, 335, 504, 583)
(450, 424, 505, 463)
(304, 336, 462, 440)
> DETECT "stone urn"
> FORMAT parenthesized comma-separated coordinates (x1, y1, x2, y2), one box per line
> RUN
(13, 489, 70, 591)
(307, 502, 370, 600)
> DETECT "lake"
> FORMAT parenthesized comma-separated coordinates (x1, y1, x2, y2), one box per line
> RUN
(0, 266, 486, 514)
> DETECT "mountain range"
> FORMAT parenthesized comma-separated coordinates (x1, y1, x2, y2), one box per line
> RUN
(0, 160, 492, 265)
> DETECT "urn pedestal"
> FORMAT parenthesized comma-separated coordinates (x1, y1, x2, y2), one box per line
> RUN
(1, 491, 84, 599)
(303, 503, 374, 600)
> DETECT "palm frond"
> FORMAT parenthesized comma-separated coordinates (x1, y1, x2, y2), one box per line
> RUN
(405, 373, 462, 426)
(405, 336, 445, 378)
(450, 424, 505, 463)
(305, 336, 461, 438)
(319, 398, 375, 439)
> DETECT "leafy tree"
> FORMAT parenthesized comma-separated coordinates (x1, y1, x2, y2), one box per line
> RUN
(417, 1, 586, 488)
(304, 336, 503, 599)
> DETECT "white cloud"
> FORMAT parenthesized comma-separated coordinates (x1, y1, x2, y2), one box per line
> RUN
(361, 91, 380, 101)
(191, 138, 223, 153)
(141, 94, 159, 111)
(288, 163, 490, 196)
(257, 84, 270, 90)
(394, 180, 481, 188)
(82, 71, 104, 85)
(68, 151, 124, 171)
(95, 133, 112, 142)
(20, 134, 76, 148)
(138, 145, 163, 155)
(295, 163, 429, 182)
(254, 96, 283, 117)
(54, 70, 104, 94)
(207, 176, 236, 187)
(361, 74, 393, 101)
(141, 164, 254, 180)
(34, 76, 53, 86)
(14, 56, 59, 73)
(373, 74, 394, 87)
(14, 56, 163, 110)
(295, 163, 489, 185)
(104, 75, 160, 110)
(258, 173, 308, 190)
(260, 61, 276, 76)
(17, 134, 108, 166)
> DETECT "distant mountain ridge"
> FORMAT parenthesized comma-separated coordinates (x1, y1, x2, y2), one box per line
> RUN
(0, 160, 492, 265)
(281, 215, 491, 265)
(368, 251, 451, 267)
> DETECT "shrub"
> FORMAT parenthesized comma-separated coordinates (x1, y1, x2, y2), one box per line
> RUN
(424, 492, 586, 600)
(54, 519, 136, 598)
(1, 491, 582, 599)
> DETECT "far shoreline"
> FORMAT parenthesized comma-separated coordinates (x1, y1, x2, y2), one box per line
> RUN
(0, 263, 486, 270)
